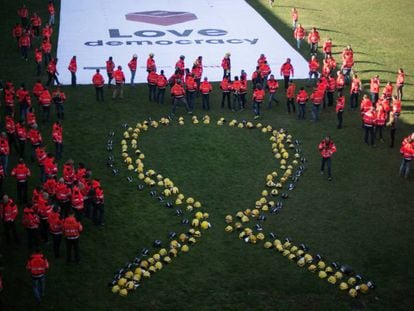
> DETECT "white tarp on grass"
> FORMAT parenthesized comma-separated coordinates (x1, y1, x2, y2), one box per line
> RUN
(56, 0, 309, 84)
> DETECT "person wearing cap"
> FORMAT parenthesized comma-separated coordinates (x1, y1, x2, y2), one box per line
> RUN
(280, 58, 294, 90)
(221, 53, 231, 79)
(112, 66, 125, 99)
(67, 56, 77, 87)
(26, 248, 49, 303)
(200, 77, 212, 110)
(128, 54, 138, 86)
(92, 69, 105, 102)
(171, 79, 191, 116)
(146, 53, 156, 73)
(318, 136, 337, 181)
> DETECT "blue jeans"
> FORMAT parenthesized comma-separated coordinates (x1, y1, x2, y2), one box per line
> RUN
(296, 39, 302, 49)
(157, 88, 165, 104)
(130, 70, 136, 85)
(312, 104, 320, 121)
(370, 92, 378, 105)
(202, 94, 210, 110)
(32, 275, 45, 303)
(321, 157, 332, 178)
(254, 101, 262, 116)
(186, 91, 196, 110)
(0, 155, 8, 173)
(268, 93, 278, 108)
(172, 97, 190, 114)
(400, 159, 411, 177)
(298, 104, 306, 119)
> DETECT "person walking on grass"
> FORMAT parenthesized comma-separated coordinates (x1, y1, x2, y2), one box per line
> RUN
(319, 136, 337, 181)
(26, 248, 49, 304)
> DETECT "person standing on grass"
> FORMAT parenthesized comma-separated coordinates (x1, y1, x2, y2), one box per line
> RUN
(0, 195, 20, 245)
(220, 75, 231, 109)
(67, 56, 77, 87)
(291, 8, 298, 29)
(112, 66, 125, 100)
(307, 27, 320, 55)
(171, 79, 191, 116)
(18, 4, 29, 27)
(266, 74, 279, 109)
(319, 136, 337, 181)
(128, 54, 138, 86)
(296, 87, 308, 120)
(253, 84, 265, 119)
(286, 80, 296, 113)
(280, 58, 294, 90)
(200, 77, 212, 111)
(370, 75, 380, 106)
(26, 248, 49, 304)
(146, 53, 156, 73)
(48, 206, 63, 258)
(308, 55, 320, 87)
(336, 95, 345, 129)
(310, 88, 323, 122)
(147, 69, 158, 102)
(92, 69, 105, 102)
(92, 185, 105, 226)
(375, 101, 386, 143)
(350, 74, 361, 110)
(11, 158, 31, 204)
(363, 107, 376, 146)
(294, 23, 305, 49)
(52, 87, 66, 120)
(52, 121, 63, 160)
(322, 38, 333, 59)
(0, 133, 10, 173)
(63, 210, 83, 263)
(156, 70, 168, 105)
(396, 68, 405, 101)
(399, 134, 414, 178)
(22, 203, 40, 249)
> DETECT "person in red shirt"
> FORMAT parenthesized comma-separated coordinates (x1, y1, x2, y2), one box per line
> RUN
(63, 210, 83, 263)
(106, 56, 115, 86)
(92, 69, 105, 102)
(307, 27, 320, 54)
(200, 77, 212, 110)
(5, 115, 17, 155)
(291, 7, 298, 29)
(322, 38, 332, 59)
(185, 70, 197, 111)
(280, 58, 294, 90)
(350, 74, 361, 110)
(39, 87, 52, 122)
(192, 56, 203, 87)
(46, 58, 60, 87)
(12, 22, 23, 43)
(0, 163, 4, 196)
(41, 38, 52, 66)
(0, 195, 20, 244)
(18, 4, 29, 26)
(0, 133, 10, 173)
(336, 95, 345, 129)
(253, 84, 265, 119)
(220, 75, 231, 109)
(396, 68, 405, 100)
(11, 158, 31, 203)
(48, 205, 63, 257)
(171, 79, 191, 116)
(92, 185, 105, 226)
(147, 69, 158, 102)
(37, 192, 52, 243)
(112, 65, 125, 99)
(230, 76, 242, 111)
(296, 87, 308, 120)
(399, 133, 414, 178)
(146, 52, 156, 73)
(28, 124, 43, 162)
(48, 0, 55, 25)
(221, 53, 231, 79)
(128, 54, 137, 86)
(286, 81, 296, 113)
(175, 55, 185, 75)
(266, 74, 279, 108)
(30, 12, 42, 37)
(310, 88, 323, 122)
(326, 74, 336, 107)
(318, 136, 337, 181)
(52, 87, 66, 120)
(42, 23, 53, 42)
(239, 72, 248, 110)
(294, 23, 305, 49)
(22, 203, 40, 249)
(52, 121, 63, 160)
(56, 178, 71, 217)
(19, 30, 31, 61)
(308, 55, 320, 86)
(156, 69, 168, 105)
(370, 74, 380, 105)
(34, 48, 43, 76)
(375, 102, 386, 142)
(68, 56, 77, 87)
(363, 107, 376, 146)
(26, 248, 49, 303)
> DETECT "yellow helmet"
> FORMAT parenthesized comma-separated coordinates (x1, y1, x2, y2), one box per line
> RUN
(119, 288, 128, 297)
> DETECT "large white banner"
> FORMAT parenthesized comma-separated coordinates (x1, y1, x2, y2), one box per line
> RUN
(57, 0, 309, 85)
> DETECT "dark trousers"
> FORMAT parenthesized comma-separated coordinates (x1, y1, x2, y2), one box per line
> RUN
(221, 92, 231, 109)
(148, 84, 157, 101)
(350, 93, 359, 109)
(42, 106, 51, 122)
(298, 103, 306, 119)
(186, 91, 196, 111)
(320, 157, 332, 177)
(36, 61, 42, 76)
(232, 94, 241, 111)
(55, 142, 63, 160)
(52, 233, 62, 258)
(364, 126, 375, 145)
(95, 87, 104, 102)
(202, 94, 210, 110)
(93, 203, 104, 225)
(40, 218, 49, 242)
(4, 221, 20, 244)
(66, 238, 80, 263)
(337, 111, 344, 129)
(397, 85, 403, 100)
(327, 91, 334, 107)
(172, 97, 190, 114)
(157, 88, 165, 104)
(375, 125, 384, 140)
(26, 228, 39, 249)
(240, 93, 247, 109)
(46, 73, 60, 87)
(55, 103, 64, 120)
(390, 128, 396, 148)
(18, 139, 26, 159)
(71, 72, 76, 87)
(283, 75, 290, 90)
(17, 181, 28, 204)
(287, 98, 296, 113)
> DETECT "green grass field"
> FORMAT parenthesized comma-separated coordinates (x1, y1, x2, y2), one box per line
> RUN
(1, 0, 414, 310)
